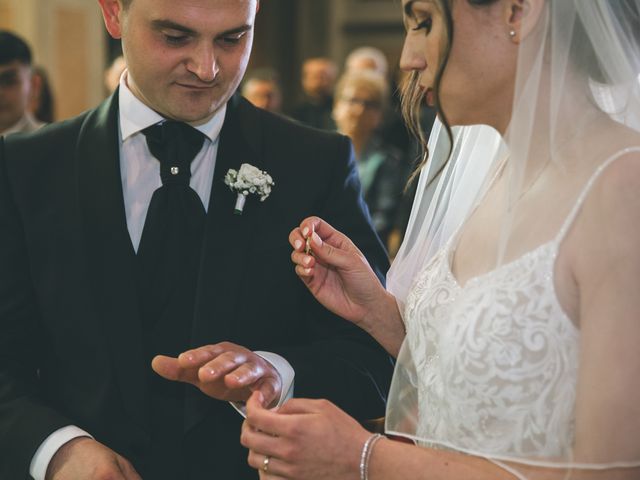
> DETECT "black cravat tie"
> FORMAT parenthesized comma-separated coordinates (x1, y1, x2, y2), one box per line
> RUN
(137, 121, 207, 328)
(137, 122, 207, 475)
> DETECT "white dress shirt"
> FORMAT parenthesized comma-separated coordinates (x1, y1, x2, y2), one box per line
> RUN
(29, 72, 294, 480)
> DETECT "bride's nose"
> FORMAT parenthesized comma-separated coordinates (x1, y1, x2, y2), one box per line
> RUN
(400, 36, 427, 72)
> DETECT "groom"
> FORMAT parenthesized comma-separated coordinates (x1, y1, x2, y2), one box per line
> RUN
(0, 0, 392, 479)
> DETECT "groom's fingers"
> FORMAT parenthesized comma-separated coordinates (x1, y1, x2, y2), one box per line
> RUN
(197, 350, 250, 382)
(222, 360, 281, 407)
(223, 361, 266, 387)
(178, 342, 245, 367)
(151, 355, 200, 384)
(151, 355, 182, 381)
(177, 345, 217, 366)
(251, 376, 281, 408)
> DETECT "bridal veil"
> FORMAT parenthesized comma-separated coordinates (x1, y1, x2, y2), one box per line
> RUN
(386, 1, 640, 478)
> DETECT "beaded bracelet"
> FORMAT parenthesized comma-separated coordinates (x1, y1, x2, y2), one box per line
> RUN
(359, 433, 384, 480)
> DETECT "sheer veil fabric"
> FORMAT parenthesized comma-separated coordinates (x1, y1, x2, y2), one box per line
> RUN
(386, 1, 640, 478)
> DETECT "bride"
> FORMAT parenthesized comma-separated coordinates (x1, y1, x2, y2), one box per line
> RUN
(241, 0, 640, 478)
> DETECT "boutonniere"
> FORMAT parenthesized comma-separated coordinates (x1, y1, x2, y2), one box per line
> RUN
(224, 163, 275, 215)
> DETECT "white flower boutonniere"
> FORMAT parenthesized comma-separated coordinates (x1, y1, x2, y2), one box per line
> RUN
(224, 163, 275, 215)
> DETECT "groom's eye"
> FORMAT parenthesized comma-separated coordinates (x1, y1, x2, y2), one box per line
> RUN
(218, 32, 246, 47)
(159, 28, 191, 46)
(164, 34, 189, 46)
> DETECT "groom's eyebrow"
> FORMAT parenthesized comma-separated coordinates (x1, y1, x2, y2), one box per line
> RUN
(150, 19, 253, 37)
(151, 19, 197, 35)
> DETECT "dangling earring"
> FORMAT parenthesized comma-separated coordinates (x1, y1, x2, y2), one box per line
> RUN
(509, 30, 516, 38)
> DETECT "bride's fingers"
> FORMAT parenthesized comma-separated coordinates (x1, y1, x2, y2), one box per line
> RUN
(298, 216, 323, 235)
(247, 450, 288, 479)
(288, 227, 306, 252)
(300, 217, 356, 251)
(291, 250, 315, 269)
(306, 230, 357, 270)
(295, 264, 314, 280)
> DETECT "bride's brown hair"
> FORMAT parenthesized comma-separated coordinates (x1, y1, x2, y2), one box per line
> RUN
(401, 0, 497, 186)
(402, 0, 640, 187)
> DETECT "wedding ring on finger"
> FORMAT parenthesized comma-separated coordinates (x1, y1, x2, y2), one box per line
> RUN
(262, 455, 271, 473)
(305, 236, 311, 255)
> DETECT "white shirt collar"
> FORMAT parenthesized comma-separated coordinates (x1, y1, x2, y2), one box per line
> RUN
(117, 70, 226, 143)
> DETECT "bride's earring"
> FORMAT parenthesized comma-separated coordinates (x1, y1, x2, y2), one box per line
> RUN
(509, 29, 516, 38)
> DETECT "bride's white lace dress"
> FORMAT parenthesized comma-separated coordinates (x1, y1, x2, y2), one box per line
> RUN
(399, 236, 579, 459)
(385, 150, 640, 465)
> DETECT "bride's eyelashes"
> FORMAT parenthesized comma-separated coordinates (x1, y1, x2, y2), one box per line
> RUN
(412, 17, 433, 33)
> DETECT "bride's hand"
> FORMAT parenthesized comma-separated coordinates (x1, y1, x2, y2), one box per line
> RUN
(289, 216, 391, 330)
(242, 391, 371, 480)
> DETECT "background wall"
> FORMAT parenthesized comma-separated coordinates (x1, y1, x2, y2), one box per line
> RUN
(1, 0, 405, 119)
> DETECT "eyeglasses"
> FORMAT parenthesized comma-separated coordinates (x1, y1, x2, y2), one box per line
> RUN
(339, 96, 382, 110)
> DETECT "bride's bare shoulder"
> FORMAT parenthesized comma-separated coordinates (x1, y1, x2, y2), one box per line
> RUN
(575, 140, 640, 277)
(585, 124, 640, 207)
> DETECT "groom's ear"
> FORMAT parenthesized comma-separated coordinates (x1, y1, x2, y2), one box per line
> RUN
(505, 0, 545, 44)
(99, 0, 125, 40)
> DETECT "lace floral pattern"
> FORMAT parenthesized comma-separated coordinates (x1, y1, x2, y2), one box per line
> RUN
(402, 240, 579, 458)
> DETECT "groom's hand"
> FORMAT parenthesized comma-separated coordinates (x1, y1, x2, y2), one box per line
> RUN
(152, 342, 282, 407)
(46, 437, 141, 480)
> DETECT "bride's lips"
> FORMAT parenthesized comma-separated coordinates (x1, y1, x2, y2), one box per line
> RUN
(425, 88, 434, 107)
(418, 85, 435, 106)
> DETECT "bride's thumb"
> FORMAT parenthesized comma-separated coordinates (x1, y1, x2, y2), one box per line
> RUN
(309, 230, 353, 270)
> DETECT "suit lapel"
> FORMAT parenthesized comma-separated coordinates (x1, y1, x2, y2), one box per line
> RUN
(185, 96, 264, 432)
(76, 91, 149, 429)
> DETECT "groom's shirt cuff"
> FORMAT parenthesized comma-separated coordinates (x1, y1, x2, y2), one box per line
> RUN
(230, 351, 295, 417)
(29, 425, 93, 480)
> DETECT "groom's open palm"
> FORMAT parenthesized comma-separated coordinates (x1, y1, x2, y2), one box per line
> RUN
(152, 342, 282, 407)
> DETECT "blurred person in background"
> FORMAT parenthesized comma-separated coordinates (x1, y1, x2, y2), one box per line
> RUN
(29, 65, 55, 124)
(342, 47, 431, 256)
(333, 70, 405, 247)
(290, 57, 337, 130)
(0, 30, 44, 135)
(104, 54, 126, 94)
(344, 46, 389, 78)
(241, 68, 282, 113)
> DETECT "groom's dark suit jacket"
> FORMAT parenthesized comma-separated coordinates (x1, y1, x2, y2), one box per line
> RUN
(0, 93, 393, 479)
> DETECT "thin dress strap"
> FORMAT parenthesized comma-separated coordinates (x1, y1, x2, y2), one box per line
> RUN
(556, 147, 640, 243)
